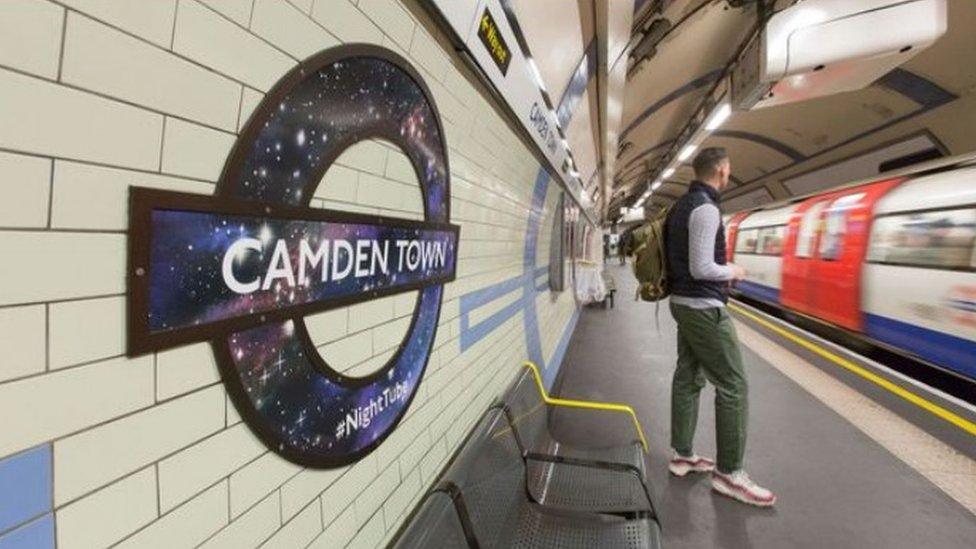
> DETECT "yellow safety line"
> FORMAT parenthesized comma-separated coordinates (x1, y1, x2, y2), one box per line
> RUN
(522, 361, 650, 453)
(728, 303, 976, 437)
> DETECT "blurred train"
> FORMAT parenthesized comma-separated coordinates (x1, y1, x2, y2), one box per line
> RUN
(724, 154, 976, 383)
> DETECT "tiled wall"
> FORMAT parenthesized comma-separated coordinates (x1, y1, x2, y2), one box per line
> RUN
(0, 0, 581, 547)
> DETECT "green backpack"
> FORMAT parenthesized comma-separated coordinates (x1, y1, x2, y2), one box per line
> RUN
(630, 208, 671, 302)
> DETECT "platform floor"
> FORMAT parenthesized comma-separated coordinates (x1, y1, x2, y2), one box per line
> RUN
(549, 263, 976, 549)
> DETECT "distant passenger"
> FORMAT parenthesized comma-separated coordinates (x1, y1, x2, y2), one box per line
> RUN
(664, 147, 776, 507)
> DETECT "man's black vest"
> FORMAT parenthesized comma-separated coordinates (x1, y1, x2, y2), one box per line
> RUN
(665, 181, 729, 304)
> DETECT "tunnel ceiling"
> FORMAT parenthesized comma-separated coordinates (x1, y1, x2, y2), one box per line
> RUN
(608, 0, 976, 220)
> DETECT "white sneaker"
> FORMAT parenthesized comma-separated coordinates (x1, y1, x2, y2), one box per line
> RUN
(668, 451, 716, 477)
(711, 470, 777, 507)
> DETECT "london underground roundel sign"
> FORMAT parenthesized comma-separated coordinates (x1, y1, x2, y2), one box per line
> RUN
(126, 45, 458, 468)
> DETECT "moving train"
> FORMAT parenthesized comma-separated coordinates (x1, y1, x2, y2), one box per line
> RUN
(723, 154, 976, 383)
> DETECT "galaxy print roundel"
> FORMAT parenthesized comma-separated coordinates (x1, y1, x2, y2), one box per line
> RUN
(126, 45, 458, 467)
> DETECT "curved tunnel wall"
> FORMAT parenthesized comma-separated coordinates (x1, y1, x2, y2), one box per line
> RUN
(0, 1, 584, 547)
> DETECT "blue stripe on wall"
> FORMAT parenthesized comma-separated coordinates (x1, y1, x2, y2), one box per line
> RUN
(864, 313, 976, 381)
(0, 445, 51, 536)
(0, 515, 55, 549)
(542, 308, 581, 388)
(735, 280, 781, 304)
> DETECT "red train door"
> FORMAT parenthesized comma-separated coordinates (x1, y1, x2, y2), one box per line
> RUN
(782, 180, 903, 331)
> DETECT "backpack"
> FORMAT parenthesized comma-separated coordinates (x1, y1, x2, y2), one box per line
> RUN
(629, 207, 671, 302)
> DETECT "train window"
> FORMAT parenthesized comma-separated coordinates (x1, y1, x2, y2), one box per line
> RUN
(868, 207, 976, 270)
(735, 228, 759, 254)
(819, 193, 865, 261)
(757, 225, 786, 255)
(796, 201, 829, 258)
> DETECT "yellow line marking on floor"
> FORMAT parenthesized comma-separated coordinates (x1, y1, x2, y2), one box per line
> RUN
(733, 318, 976, 515)
(729, 303, 976, 437)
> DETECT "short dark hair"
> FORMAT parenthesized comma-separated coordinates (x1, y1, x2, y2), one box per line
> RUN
(693, 147, 729, 180)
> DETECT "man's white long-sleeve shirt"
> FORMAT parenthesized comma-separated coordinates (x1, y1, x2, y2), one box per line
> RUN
(670, 203, 732, 309)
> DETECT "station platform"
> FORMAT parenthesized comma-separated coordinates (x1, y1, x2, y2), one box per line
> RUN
(549, 264, 976, 548)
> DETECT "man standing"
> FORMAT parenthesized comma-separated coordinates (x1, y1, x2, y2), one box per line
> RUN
(664, 147, 776, 506)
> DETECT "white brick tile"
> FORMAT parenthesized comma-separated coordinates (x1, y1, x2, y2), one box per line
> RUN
(335, 139, 387, 175)
(419, 437, 447, 484)
(318, 329, 372, 371)
(357, 172, 418, 212)
(305, 307, 348, 345)
(343, 348, 392, 376)
(61, 13, 241, 132)
(51, 160, 213, 231)
(229, 451, 301, 518)
(310, 0, 384, 44)
(56, 467, 158, 549)
(354, 461, 398, 521)
(238, 86, 264, 130)
(226, 394, 243, 426)
(409, 27, 450, 84)
(59, 0, 178, 48)
(309, 502, 356, 548)
(157, 422, 265, 511)
(174, 0, 294, 91)
(161, 117, 236, 181)
(200, 492, 280, 549)
(372, 316, 410, 354)
(48, 295, 124, 369)
(0, 0, 62, 79)
(0, 69, 163, 170)
(358, 0, 414, 49)
(117, 480, 229, 549)
(0, 151, 50, 228)
(382, 468, 420, 529)
(348, 294, 396, 333)
(0, 354, 153, 457)
(260, 498, 322, 549)
(0, 304, 45, 382)
(290, 0, 314, 14)
(384, 147, 417, 184)
(0, 231, 125, 306)
(54, 385, 225, 505)
(250, 0, 339, 59)
(199, 0, 255, 26)
(280, 465, 346, 521)
(314, 163, 359, 203)
(347, 507, 385, 549)
(156, 342, 221, 400)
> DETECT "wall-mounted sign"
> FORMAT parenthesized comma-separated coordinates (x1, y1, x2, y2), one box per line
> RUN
(476, 7, 511, 75)
(127, 45, 457, 468)
(421, 0, 591, 220)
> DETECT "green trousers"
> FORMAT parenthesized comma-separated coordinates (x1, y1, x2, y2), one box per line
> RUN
(669, 302, 748, 473)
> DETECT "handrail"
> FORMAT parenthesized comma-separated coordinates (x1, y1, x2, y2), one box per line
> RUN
(522, 361, 649, 453)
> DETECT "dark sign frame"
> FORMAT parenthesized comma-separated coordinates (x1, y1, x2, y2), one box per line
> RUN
(126, 187, 459, 356)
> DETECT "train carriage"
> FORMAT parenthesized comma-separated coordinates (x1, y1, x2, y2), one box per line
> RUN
(727, 157, 976, 382)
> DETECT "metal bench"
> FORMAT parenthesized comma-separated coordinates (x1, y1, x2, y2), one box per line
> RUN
(497, 362, 653, 516)
(391, 364, 662, 548)
(435, 409, 659, 548)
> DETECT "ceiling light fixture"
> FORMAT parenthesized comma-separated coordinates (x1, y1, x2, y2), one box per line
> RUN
(662, 167, 675, 179)
(704, 102, 732, 131)
(677, 144, 697, 162)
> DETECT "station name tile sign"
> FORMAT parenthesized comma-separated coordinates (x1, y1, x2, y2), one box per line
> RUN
(127, 45, 457, 468)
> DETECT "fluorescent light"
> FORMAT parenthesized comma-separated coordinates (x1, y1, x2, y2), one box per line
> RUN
(677, 144, 697, 162)
(561, 139, 570, 149)
(662, 167, 675, 179)
(527, 58, 547, 91)
(704, 102, 731, 131)
(651, 180, 662, 190)
(635, 198, 646, 208)
(568, 169, 580, 178)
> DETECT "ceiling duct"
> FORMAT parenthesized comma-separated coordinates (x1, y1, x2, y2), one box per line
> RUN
(630, 17, 672, 63)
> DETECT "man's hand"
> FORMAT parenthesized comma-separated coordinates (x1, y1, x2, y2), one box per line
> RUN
(729, 263, 747, 281)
